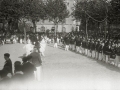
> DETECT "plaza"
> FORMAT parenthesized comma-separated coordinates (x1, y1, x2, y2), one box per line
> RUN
(0, 43, 120, 90)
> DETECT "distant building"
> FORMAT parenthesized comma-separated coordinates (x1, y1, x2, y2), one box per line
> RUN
(36, 0, 77, 33)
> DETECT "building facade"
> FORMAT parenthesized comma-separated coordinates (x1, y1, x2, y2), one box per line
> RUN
(36, 0, 77, 33)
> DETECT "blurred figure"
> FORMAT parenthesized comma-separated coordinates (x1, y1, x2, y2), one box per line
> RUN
(10, 63, 27, 90)
(65, 37, 70, 51)
(22, 56, 36, 81)
(23, 41, 34, 56)
(115, 43, 120, 67)
(35, 41, 40, 53)
(29, 48, 42, 81)
(54, 36, 58, 48)
(40, 36, 46, 56)
(0, 69, 11, 83)
(1, 53, 13, 76)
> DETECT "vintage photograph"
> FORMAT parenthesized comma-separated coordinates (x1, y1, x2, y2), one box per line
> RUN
(0, 0, 120, 90)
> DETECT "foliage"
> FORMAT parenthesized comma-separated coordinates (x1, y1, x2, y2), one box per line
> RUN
(46, 0, 69, 24)
(108, 0, 120, 24)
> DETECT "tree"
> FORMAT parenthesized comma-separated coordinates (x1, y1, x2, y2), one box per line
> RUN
(0, 0, 25, 34)
(23, 0, 47, 33)
(108, 0, 120, 25)
(72, 0, 109, 39)
(46, 0, 69, 36)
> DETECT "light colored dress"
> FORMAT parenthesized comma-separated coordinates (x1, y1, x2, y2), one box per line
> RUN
(23, 43, 34, 56)
(40, 38, 46, 56)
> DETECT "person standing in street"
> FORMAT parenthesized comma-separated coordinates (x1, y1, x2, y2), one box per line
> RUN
(29, 48, 42, 81)
(1, 53, 13, 76)
(54, 36, 58, 48)
(40, 36, 47, 56)
(65, 37, 70, 51)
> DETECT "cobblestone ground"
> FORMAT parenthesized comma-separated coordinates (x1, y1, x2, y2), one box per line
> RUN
(0, 43, 120, 90)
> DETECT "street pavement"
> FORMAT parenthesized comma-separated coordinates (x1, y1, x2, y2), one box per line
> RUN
(0, 43, 120, 90)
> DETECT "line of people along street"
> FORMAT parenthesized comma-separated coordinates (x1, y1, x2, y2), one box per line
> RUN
(63, 31, 120, 67)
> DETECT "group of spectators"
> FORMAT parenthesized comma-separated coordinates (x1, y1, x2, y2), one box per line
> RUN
(0, 49, 42, 89)
(0, 34, 45, 89)
(62, 31, 120, 67)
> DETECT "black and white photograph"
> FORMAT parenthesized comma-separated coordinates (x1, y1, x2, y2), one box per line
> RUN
(0, 0, 120, 90)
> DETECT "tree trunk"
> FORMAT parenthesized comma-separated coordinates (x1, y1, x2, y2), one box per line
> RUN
(86, 18, 88, 40)
(105, 18, 107, 40)
(8, 19, 12, 33)
(2, 21, 5, 33)
(23, 21, 26, 44)
(16, 19, 20, 33)
(54, 22, 58, 36)
(32, 20, 36, 33)
(99, 23, 102, 33)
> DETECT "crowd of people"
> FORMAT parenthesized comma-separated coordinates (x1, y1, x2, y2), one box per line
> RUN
(0, 34, 48, 89)
(1, 30, 120, 89)
(60, 31, 120, 67)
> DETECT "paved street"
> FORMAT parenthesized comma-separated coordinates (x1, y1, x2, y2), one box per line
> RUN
(0, 43, 120, 90)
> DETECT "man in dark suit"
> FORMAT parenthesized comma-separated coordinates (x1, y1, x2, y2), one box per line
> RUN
(3, 53, 13, 75)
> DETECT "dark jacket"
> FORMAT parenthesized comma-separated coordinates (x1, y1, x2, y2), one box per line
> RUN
(116, 47, 120, 56)
(90, 43, 95, 51)
(54, 37, 57, 43)
(22, 62, 36, 80)
(29, 52, 42, 67)
(65, 38, 70, 45)
(96, 44, 100, 52)
(104, 46, 112, 55)
(3, 59, 13, 75)
(98, 44, 103, 53)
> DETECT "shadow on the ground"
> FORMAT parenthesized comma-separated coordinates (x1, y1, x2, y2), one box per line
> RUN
(96, 60, 120, 73)
(47, 44, 120, 73)
(88, 56, 120, 73)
